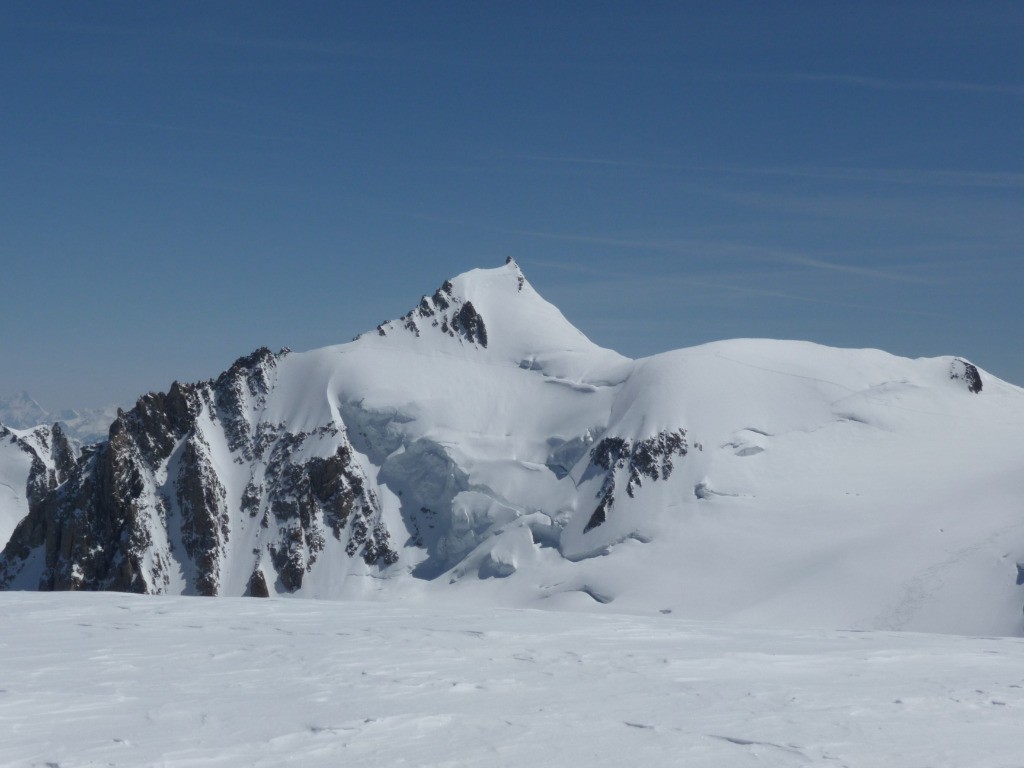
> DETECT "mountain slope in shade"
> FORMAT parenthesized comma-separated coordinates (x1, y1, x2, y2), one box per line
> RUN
(2, 259, 1023, 635)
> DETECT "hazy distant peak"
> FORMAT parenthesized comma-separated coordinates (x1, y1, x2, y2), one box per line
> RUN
(0, 391, 48, 430)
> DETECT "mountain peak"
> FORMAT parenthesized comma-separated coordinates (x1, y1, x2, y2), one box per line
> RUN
(366, 260, 626, 374)
(3, 258, 1024, 635)
(0, 391, 48, 430)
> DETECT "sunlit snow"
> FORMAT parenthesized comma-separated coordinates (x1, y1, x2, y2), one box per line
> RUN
(3, 593, 1024, 767)
(3, 261, 1024, 636)
(4, 261, 1024, 765)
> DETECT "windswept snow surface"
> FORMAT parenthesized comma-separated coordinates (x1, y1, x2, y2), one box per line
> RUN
(4, 593, 1024, 767)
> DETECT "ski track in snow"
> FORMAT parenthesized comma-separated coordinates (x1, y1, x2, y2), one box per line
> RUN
(4, 593, 1024, 767)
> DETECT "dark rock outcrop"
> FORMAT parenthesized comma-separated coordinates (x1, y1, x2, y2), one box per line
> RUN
(374, 278, 488, 348)
(950, 358, 983, 394)
(584, 429, 688, 533)
(247, 568, 270, 597)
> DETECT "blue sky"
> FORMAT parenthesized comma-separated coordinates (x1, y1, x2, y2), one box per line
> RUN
(2, 1, 1022, 409)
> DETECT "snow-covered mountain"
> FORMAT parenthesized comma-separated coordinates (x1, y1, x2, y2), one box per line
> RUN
(0, 422, 77, 546)
(0, 391, 119, 444)
(0, 391, 49, 430)
(2, 259, 1023, 635)
(51, 404, 122, 444)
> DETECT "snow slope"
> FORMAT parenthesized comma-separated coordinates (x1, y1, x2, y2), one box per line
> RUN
(3, 259, 1023, 635)
(4, 592, 1024, 768)
(0, 428, 34, 544)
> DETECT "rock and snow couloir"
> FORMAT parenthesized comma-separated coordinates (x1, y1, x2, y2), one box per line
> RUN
(2, 259, 1023, 635)
(0, 421, 77, 547)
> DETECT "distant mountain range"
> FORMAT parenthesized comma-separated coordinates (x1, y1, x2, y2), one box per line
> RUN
(0, 391, 119, 444)
(2, 259, 1023, 635)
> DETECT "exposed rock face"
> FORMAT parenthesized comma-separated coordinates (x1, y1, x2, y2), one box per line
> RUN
(247, 568, 270, 597)
(449, 301, 487, 347)
(950, 358, 983, 394)
(13, 423, 78, 508)
(374, 278, 488, 348)
(584, 429, 688, 533)
(177, 433, 229, 596)
(262, 429, 396, 592)
(505, 256, 526, 291)
(2, 434, 155, 592)
(0, 347, 396, 595)
(0, 422, 81, 570)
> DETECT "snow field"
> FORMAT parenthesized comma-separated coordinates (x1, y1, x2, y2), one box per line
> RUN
(3, 592, 1024, 767)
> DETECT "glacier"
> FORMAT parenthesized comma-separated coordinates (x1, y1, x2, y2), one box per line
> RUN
(2, 258, 1023, 635)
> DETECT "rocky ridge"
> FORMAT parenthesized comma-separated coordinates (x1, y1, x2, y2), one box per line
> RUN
(1, 347, 396, 594)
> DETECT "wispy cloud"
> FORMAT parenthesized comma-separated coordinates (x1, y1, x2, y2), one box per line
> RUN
(770, 253, 928, 284)
(671, 277, 945, 317)
(518, 231, 929, 284)
(759, 72, 1024, 99)
(542, 269, 949, 320)
(409, 211, 936, 286)
(711, 164, 1024, 191)
(506, 228, 705, 254)
(407, 212, 700, 255)
(22, 154, 301, 197)
(511, 153, 691, 175)
(509, 153, 1024, 192)
(513, 154, 652, 169)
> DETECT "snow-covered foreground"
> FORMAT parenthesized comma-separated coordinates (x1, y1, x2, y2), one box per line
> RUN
(4, 593, 1024, 767)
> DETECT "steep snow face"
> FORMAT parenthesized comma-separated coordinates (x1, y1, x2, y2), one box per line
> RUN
(0, 428, 34, 544)
(2, 260, 1024, 636)
(369, 258, 631, 380)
